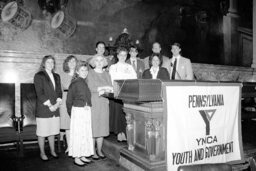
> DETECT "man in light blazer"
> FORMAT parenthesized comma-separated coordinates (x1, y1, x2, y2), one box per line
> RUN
(162, 42, 194, 80)
(126, 46, 145, 78)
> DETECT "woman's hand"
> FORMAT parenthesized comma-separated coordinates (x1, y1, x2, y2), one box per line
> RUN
(84, 106, 90, 111)
(49, 105, 57, 112)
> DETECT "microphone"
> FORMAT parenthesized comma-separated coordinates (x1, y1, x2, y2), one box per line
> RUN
(170, 62, 181, 80)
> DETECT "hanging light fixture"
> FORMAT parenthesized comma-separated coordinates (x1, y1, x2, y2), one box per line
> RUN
(38, 0, 68, 16)
(1, 1, 32, 30)
(50, 10, 77, 38)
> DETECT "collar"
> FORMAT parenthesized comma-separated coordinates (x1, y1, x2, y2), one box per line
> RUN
(172, 55, 181, 62)
(150, 66, 159, 73)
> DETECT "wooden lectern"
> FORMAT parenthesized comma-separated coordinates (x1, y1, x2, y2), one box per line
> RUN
(114, 79, 166, 171)
(114, 79, 244, 171)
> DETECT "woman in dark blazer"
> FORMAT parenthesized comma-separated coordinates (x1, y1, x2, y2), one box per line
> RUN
(34, 55, 62, 161)
(142, 54, 170, 81)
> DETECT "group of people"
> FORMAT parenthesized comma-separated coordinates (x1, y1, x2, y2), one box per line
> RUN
(33, 41, 194, 167)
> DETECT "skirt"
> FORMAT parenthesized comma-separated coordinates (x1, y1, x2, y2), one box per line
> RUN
(69, 106, 94, 158)
(109, 98, 126, 135)
(36, 116, 60, 137)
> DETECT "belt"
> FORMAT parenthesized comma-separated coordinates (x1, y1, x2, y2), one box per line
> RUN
(64, 89, 68, 92)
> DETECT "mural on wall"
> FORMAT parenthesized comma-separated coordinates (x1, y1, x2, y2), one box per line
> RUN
(0, 0, 252, 66)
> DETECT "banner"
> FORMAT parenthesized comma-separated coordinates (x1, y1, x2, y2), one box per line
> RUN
(165, 84, 243, 170)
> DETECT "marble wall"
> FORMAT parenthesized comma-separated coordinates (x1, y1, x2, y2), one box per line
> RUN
(0, 51, 255, 117)
(193, 63, 254, 82)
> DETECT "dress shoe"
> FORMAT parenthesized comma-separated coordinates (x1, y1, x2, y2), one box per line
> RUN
(99, 155, 106, 159)
(80, 157, 93, 164)
(50, 152, 59, 159)
(74, 161, 86, 167)
(74, 158, 86, 167)
(40, 154, 49, 161)
(97, 151, 106, 159)
(91, 155, 100, 160)
(117, 133, 122, 142)
(121, 132, 127, 141)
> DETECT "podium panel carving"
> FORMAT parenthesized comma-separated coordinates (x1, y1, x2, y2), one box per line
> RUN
(121, 102, 166, 171)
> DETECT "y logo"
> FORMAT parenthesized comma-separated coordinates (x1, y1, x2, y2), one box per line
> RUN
(199, 109, 216, 135)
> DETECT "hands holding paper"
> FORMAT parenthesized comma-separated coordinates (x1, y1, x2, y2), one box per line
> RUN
(97, 86, 114, 96)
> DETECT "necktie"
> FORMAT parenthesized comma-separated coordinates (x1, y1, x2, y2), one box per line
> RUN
(132, 60, 136, 71)
(171, 58, 177, 80)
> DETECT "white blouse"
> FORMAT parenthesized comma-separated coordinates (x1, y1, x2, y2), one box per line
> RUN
(109, 62, 137, 84)
(150, 67, 159, 79)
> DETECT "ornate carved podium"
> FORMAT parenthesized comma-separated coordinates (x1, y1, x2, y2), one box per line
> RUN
(114, 79, 166, 171)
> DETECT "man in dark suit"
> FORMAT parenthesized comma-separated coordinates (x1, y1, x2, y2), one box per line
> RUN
(126, 46, 145, 78)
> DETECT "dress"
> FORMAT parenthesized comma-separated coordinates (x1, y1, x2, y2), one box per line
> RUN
(87, 69, 112, 137)
(59, 73, 72, 129)
(108, 63, 137, 134)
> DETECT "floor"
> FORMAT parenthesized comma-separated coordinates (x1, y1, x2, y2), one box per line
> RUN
(1, 121, 256, 171)
(0, 137, 128, 171)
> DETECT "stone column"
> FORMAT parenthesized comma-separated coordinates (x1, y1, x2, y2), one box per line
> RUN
(252, 0, 256, 69)
(223, 0, 239, 65)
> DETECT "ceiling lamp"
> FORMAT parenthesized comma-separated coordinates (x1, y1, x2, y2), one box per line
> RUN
(51, 10, 76, 38)
(1, 1, 32, 30)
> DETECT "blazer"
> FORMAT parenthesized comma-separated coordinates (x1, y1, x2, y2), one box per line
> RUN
(66, 77, 92, 116)
(34, 71, 62, 118)
(126, 58, 145, 79)
(142, 67, 170, 81)
(162, 56, 194, 80)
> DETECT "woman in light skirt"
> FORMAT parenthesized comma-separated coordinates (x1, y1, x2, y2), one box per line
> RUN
(66, 61, 94, 166)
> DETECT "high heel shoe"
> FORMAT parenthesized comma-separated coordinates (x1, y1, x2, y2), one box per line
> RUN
(97, 150, 106, 159)
(99, 155, 106, 159)
(50, 152, 59, 159)
(121, 132, 127, 141)
(117, 133, 122, 142)
(40, 154, 49, 161)
(91, 155, 100, 160)
(65, 149, 69, 155)
(80, 157, 93, 164)
(74, 159, 86, 167)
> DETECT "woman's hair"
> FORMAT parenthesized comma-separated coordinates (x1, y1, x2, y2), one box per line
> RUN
(72, 60, 88, 81)
(63, 55, 78, 73)
(149, 53, 163, 67)
(39, 55, 56, 72)
(89, 54, 108, 68)
(116, 47, 128, 55)
(129, 45, 138, 53)
(96, 41, 106, 48)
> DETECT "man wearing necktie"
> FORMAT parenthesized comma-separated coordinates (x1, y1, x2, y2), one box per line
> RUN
(171, 58, 177, 80)
(126, 46, 145, 78)
(162, 42, 194, 80)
